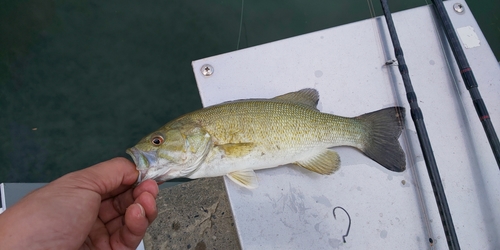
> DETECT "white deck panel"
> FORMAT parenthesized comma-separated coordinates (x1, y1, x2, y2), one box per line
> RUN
(192, 1, 500, 249)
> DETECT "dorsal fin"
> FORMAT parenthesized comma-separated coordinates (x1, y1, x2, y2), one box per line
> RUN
(272, 88, 319, 109)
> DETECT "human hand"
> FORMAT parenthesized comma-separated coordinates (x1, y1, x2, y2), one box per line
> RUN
(0, 157, 159, 250)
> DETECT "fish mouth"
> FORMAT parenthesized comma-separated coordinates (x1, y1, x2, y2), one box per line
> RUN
(126, 147, 156, 183)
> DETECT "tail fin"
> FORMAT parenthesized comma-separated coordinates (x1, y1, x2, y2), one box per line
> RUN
(356, 107, 406, 172)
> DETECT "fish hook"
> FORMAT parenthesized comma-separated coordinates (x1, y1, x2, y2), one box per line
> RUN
(333, 206, 351, 243)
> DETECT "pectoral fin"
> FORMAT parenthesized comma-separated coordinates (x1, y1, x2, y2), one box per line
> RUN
(217, 143, 255, 158)
(227, 170, 258, 189)
(295, 149, 340, 175)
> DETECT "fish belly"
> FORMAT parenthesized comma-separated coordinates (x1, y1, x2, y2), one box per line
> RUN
(187, 144, 329, 178)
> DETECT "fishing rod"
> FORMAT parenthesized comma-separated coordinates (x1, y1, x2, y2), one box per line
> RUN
(430, 0, 500, 168)
(379, 0, 461, 249)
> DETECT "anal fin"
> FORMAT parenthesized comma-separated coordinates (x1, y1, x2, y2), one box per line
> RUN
(227, 170, 258, 189)
(295, 149, 340, 175)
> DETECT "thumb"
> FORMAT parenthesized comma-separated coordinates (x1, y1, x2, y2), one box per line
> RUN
(65, 157, 139, 199)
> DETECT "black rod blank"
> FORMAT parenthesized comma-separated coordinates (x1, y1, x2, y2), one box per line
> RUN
(430, 0, 500, 168)
(379, 1, 461, 249)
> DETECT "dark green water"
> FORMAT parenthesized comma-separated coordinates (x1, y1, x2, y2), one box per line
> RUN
(1, 0, 499, 182)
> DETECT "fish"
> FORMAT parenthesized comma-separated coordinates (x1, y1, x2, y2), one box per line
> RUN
(126, 88, 406, 189)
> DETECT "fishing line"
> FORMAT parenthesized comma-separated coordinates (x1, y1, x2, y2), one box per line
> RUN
(365, 0, 436, 247)
(366, 0, 376, 18)
(379, 0, 461, 249)
(237, 0, 245, 50)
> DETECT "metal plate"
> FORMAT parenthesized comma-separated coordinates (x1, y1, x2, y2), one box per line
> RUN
(192, 1, 500, 249)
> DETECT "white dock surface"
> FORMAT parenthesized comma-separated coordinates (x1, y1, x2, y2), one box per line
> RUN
(192, 1, 500, 249)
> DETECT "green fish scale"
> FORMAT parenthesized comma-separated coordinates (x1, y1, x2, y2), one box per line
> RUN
(184, 100, 366, 151)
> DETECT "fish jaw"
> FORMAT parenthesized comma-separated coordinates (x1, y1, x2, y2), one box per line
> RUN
(126, 147, 163, 182)
(126, 147, 150, 169)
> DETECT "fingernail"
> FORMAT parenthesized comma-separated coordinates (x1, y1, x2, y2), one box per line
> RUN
(135, 203, 145, 217)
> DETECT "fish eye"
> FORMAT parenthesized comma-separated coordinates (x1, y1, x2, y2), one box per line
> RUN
(151, 135, 164, 146)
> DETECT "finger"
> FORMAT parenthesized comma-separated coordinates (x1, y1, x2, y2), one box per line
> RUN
(133, 179, 159, 199)
(99, 189, 134, 224)
(135, 191, 158, 224)
(99, 179, 158, 224)
(106, 191, 157, 235)
(85, 218, 110, 249)
(104, 215, 125, 236)
(68, 157, 139, 200)
(110, 203, 148, 249)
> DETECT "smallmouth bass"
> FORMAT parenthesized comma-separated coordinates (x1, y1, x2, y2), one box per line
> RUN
(127, 88, 406, 188)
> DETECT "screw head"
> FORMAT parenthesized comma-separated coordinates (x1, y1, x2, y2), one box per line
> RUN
(453, 3, 464, 13)
(201, 64, 214, 76)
